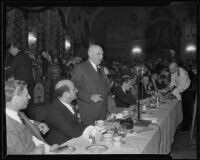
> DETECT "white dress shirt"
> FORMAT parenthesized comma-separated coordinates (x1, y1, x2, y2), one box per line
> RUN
(6, 108, 23, 124)
(89, 59, 97, 72)
(59, 99, 75, 115)
(169, 67, 191, 100)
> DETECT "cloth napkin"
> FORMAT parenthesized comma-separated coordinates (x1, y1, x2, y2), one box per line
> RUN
(82, 125, 97, 139)
(115, 113, 124, 119)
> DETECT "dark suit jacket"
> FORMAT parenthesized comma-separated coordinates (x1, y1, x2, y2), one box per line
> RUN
(6, 114, 36, 154)
(72, 60, 110, 125)
(113, 86, 136, 108)
(5, 51, 34, 83)
(138, 82, 153, 99)
(42, 98, 87, 145)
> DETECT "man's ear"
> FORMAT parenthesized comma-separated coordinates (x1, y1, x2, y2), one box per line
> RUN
(63, 91, 69, 98)
(11, 95, 20, 106)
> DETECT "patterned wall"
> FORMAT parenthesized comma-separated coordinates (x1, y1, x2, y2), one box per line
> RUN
(6, 7, 66, 58)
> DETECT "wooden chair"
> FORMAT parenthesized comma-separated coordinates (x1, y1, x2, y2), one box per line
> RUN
(33, 82, 45, 104)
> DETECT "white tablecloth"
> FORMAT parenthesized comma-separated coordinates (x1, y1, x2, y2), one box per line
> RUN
(46, 99, 182, 154)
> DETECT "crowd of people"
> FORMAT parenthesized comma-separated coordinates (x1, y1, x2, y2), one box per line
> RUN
(4, 41, 197, 154)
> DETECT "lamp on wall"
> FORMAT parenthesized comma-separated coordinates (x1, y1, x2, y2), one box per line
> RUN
(132, 46, 142, 60)
(65, 35, 71, 50)
(186, 44, 196, 58)
(28, 32, 37, 46)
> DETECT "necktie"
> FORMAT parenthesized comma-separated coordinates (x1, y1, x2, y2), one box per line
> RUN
(18, 111, 45, 142)
(97, 66, 101, 75)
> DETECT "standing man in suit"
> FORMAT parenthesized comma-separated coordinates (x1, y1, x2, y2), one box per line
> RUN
(72, 44, 110, 125)
(5, 79, 59, 154)
(5, 42, 35, 118)
(42, 80, 97, 145)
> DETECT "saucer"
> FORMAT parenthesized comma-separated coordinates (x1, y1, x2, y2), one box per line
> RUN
(85, 144, 108, 154)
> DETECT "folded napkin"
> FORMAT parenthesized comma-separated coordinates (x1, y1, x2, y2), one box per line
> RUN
(141, 114, 158, 123)
(115, 113, 124, 119)
(82, 125, 97, 139)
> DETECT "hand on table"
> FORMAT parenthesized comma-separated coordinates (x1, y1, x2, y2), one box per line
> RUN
(38, 122, 49, 134)
(90, 94, 103, 103)
(49, 144, 60, 152)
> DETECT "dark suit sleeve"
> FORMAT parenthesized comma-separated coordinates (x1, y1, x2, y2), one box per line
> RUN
(114, 87, 136, 106)
(71, 66, 92, 103)
(5, 56, 19, 76)
(48, 107, 87, 139)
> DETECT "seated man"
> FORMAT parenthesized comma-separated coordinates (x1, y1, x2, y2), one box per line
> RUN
(42, 80, 97, 145)
(138, 75, 155, 99)
(151, 72, 168, 90)
(113, 76, 137, 108)
(5, 79, 59, 154)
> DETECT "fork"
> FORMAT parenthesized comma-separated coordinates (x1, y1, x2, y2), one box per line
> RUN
(89, 135, 96, 144)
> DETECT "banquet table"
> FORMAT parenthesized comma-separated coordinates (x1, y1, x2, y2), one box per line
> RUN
(46, 99, 182, 154)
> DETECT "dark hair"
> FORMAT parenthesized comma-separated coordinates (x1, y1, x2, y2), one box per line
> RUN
(5, 79, 27, 102)
(54, 85, 70, 98)
(9, 41, 22, 50)
(120, 76, 131, 86)
(160, 74, 167, 79)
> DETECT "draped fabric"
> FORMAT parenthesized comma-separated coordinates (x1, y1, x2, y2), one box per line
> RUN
(6, 9, 28, 50)
(6, 8, 66, 57)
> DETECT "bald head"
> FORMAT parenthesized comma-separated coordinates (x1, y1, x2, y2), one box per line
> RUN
(88, 44, 104, 66)
(55, 80, 77, 102)
(169, 62, 178, 74)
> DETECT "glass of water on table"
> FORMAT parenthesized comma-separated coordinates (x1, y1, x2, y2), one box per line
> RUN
(117, 123, 127, 143)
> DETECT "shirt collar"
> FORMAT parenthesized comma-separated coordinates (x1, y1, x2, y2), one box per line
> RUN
(89, 59, 97, 71)
(59, 99, 75, 115)
(6, 108, 22, 124)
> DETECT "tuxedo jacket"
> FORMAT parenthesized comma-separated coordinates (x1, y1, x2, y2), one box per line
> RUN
(72, 60, 110, 125)
(43, 98, 87, 145)
(113, 86, 136, 108)
(6, 114, 36, 154)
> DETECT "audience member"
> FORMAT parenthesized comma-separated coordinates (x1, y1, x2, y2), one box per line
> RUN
(5, 79, 59, 154)
(40, 80, 97, 145)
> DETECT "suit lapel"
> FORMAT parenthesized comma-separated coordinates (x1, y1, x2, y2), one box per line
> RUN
(85, 60, 108, 91)
(18, 111, 45, 142)
(55, 99, 77, 120)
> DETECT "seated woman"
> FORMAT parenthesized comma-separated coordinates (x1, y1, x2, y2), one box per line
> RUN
(138, 75, 155, 99)
(113, 76, 137, 108)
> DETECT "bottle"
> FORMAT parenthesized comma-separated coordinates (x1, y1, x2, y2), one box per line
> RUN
(156, 96, 160, 108)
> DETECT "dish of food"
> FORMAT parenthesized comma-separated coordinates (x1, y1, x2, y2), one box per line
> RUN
(85, 145, 108, 154)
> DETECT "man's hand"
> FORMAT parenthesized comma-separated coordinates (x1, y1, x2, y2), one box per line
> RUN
(90, 94, 103, 103)
(31, 144, 45, 154)
(38, 123, 49, 134)
(49, 144, 60, 152)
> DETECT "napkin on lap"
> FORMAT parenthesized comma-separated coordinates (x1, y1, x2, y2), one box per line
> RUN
(82, 125, 97, 139)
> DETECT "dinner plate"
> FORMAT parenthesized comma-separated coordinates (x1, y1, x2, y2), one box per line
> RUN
(85, 144, 108, 154)
(50, 145, 76, 153)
